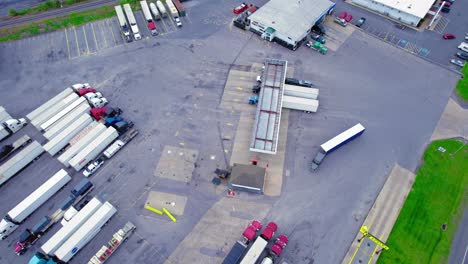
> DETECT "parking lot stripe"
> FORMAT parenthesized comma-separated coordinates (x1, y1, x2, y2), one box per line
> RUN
(160, 18, 170, 33)
(108, 19, 117, 45)
(64, 28, 71, 60)
(91, 23, 99, 50)
(82, 25, 90, 55)
(73, 26, 80, 57)
(138, 12, 151, 38)
(99, 22, 108, 48)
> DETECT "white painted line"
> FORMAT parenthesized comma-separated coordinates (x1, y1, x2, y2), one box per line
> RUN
(462, 245, 468, 264)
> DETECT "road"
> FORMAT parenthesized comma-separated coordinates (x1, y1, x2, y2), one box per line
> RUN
(0, 0, 116, 29)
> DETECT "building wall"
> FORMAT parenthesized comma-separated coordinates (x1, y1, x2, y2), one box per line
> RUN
(352, 0, 421, 25)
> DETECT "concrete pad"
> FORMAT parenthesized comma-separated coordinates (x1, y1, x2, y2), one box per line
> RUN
(229, 110, 289, 196)
(154, 145, 199, 183)
(431, 98, 468, 141)
(164, 197, 271, 264)
(322, 16, 356, 52)
(342, 164, 416, 264)
(145, 191, 188, 216)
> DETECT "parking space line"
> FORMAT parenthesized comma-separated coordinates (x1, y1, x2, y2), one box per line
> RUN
(138, 12, 151, 38)
(99, 22, 108, 48)
(73, 26, 80, 57)
(64, 28, 71, 60)
(160, 18, 170, 33)
(107, 19, 117, 45)
(82, 25, 90, 55)
(91, 23, 99, 50)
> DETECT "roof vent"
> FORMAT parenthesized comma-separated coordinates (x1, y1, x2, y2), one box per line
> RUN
(408, 4, 412, 8)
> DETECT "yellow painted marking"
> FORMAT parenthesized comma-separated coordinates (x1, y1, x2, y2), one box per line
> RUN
(174, 130, 179, 137)
(224, 149, 229, 153)
(236, 87, 243, 90)
(73, 27, 80, 56)
(239, 77, 245, 80)
(108, 19, 117, 45)
(348, 236, 366, 264)
(226, 123, 234, 126)
(99, 22, 108, 48)
(145, 205, 163, 215)
(163, 208, 177, 222)
(91, 23, 99, 49)
(233, 98, 240, 102)
(82, 25, 90, 54)
(368, 244, 379, 264)
(64, 28, 71, 60)
(179, 142, 185, 146)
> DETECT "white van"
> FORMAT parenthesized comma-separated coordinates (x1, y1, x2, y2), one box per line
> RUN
(458, 42, 468, 52)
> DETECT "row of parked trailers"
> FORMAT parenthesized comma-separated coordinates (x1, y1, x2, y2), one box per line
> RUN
(115, 0, 186, 42)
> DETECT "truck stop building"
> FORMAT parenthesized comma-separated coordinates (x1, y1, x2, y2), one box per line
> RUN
(351, 0, 434, 26)
(248, 0, 335, 50)
(228, 164, 266, 194)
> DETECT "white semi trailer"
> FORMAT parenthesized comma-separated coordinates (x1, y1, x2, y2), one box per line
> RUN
(123, 4, 142, 40)
(283, 84, 319, 100)
(156, 0, 168, 18)
(0, 141, 44, 187)
(149, 2, 161, 20)
(43, 103, 91, 140)
(69, 127, 118, 171)
(31, 93, 79, 129)
(26, 88, 74, 121)
(39, 96, 87, 131)
(282, 95, 319, 112)
(114, 5, 132, 42)
(54, 201, 117, 262)
(0, 169, 71, 240)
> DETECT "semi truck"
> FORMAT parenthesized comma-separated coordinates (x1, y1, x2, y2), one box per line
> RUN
(58, 123, 106, 167)
(0, 106, 27, 141)
(171, 0, 186, 17)
(284, 77, 314, 88)
(30, 93, 79, 129)
(283, 84, 319, 100)
(53, 201, 117, 262)
(0, 141, 44, 187)
(26, 88, 74, 121)
(223, 220, 262, 264)
(69, 126, 119, 171)
(149, 2, 161, 20)
(282, 95, 319, 112)
(114, 5, 132, 42)
(88, 222, 136, 264)
(103, 128, 138, 159)
(43, 103, 91, 140)
(39, 96, 86, 131)
(140, 0, 158, 36)
(240, 222, 278, 264)
(0, 135, 32, 163)
(311, 123, 365, 170)
(166, 0, 179, 18)
(40, 197, 103, 257)
(0, 169, 72, 240)
(156, 0, 168, 18)
(123, 4, 142, 40)
(14, 179, 94, 255)
(83, 92, 108, 108)
(43, 114, 93, 156)
(260, 235, 289, 264)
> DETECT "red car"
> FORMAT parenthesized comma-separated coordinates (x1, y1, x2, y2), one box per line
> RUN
(443, 33, 456, 39)
(345, 14, 353, 22)
(233, 3, 248, 14)
(338, 11, 347, 19)
(76, 88, 96, 96)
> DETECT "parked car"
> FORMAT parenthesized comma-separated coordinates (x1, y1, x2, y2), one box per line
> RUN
(233, 3, 248, 14)
(356, 17, 366, 27)
(83, 158, 104, 177)
(334, 17, 347, 27)
(338, 11, 347, 19)
(450, 59, 466, 67)
(256, 75, 262, 83)
(443, 33, 456, 39)
(310, 34, 326, 44)
(175, 17, 182, 27)
(456, 52, 468, 60)
(252, 84, 261, 94)
(345, 14, 353, 22)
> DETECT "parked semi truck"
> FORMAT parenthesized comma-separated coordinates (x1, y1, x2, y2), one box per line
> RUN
(284, 77, 314, 88)
(30, 93, 79, 129)
(0, 135, 32, 162)
(103, 128, 138, 159)
(223, 220, 262, 264)
(0, 141, 44, 187)
(260, 235, 289, 264)
(283, 84, 319, 100)
(156, 0, 168, 18)
(140, 0, 158, 36)
(14, 179, 94, 255)
(58, 123, 106, 167)
(0, 106, 27, 141)
(43, 103, 91, 140)
(240, 222, 278, 264)
(282, 95, 319, 112)
(0, 169, 71, 240)
(114, 5, 132, 42)
(39, 97, 87, 131)
(88, 221, 136, 264)
(149, 2, 161, 20)
(172, 0, 186, 16)
(311, 123, 365, 170)
(53, 201, 117, 262)
(166, 0, 179, 18)
(43, 114, 93, 156)
(123, 4, 142, 40)
(69, 126, 119, 171)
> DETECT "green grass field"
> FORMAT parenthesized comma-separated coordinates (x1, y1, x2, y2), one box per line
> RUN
(456, 65, 468, 101)
(378, 139, 468, 264)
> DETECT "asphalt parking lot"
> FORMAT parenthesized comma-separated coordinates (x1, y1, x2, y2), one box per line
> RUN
(0, 0, 463, 263)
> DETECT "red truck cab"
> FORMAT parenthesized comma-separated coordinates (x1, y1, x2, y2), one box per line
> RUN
(148, 21, 158, 36)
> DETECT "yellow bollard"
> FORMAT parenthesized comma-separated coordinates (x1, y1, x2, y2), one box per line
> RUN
(163, 208, 177, 223)
(145, 205, 163, 215)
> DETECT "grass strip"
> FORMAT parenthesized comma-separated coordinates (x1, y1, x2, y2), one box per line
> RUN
(456, 65, 468, 101)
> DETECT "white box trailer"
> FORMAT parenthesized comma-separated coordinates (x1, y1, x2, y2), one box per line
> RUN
(156, 0, 168, 17)
(0, 141, 44, 187)
(54, 201, 117, 262)
(123, 4, 142, 40)
(69, 127, 118, 171)
(0, 169, 71, 240)
(141, 0, 153, 21)
(115, 5, 132, 42)
(283, 84, 319, 100)
(240, 237, 269, 264)
(58, 123, 106, 167)
(0, 106, 12, 123)
(40, 97, 87, 131)
(43, 114, 93, 156)
(26, 88, 74, 121)
(150, 2, 161, 20)
(282, 95, 319, 112)
(41, 197, 103, 256)
(43, 103, 91, 140)
(31, 93, 79, 129)
(165, 0, 179, 18)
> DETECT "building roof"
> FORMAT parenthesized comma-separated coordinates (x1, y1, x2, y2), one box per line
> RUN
(229, 164, 266, 192)
(373, 0, 433, 18)
(249, 0, 335, 42)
